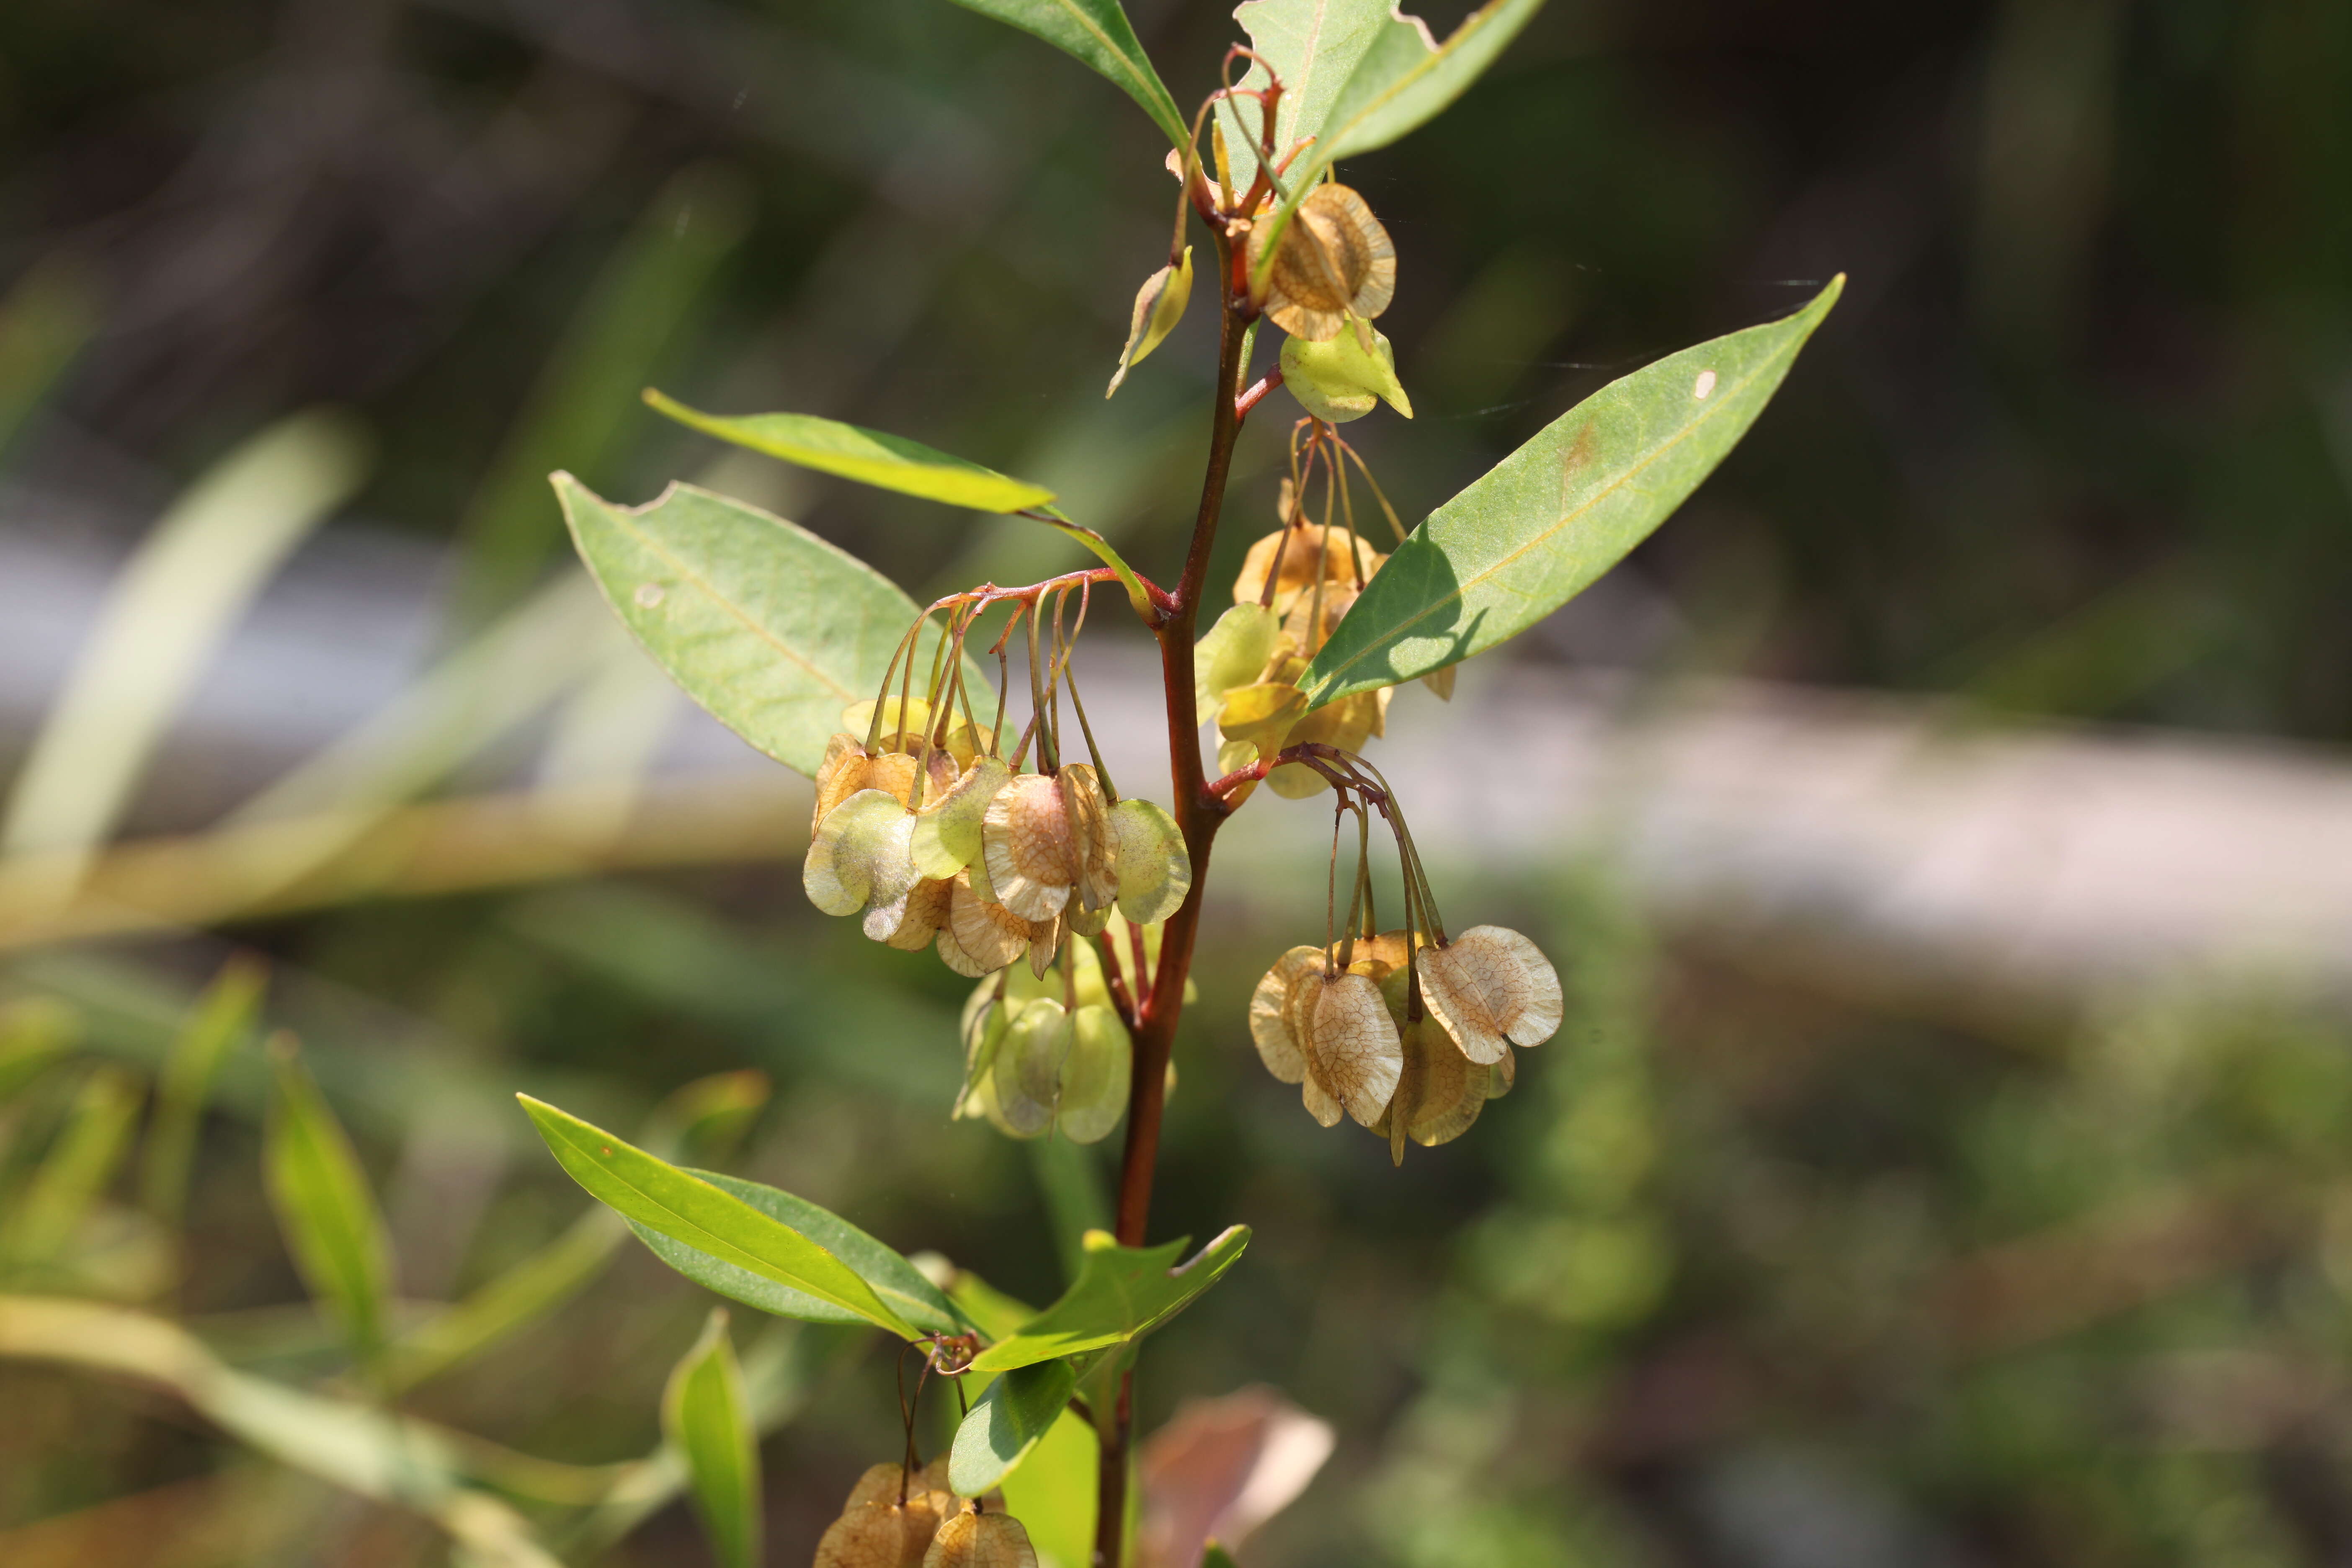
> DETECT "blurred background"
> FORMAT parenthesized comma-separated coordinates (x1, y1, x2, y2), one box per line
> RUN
(3, 0, 2352, 1564)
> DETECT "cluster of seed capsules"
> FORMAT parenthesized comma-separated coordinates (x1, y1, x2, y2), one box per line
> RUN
(802, 584, 1193, 1147)
(814, 1458, 1034, 1568)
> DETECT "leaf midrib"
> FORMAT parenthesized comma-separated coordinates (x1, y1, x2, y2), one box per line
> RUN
(553, 1117, 886, 1324)
(605, 500, 859, 702)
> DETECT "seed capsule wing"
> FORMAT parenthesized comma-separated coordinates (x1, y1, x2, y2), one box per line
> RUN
(1421, 926, 1563, 1063)
(911, 757, 1011, 880)
(1058, 765, 1119, 914)
(1109, 797, 1191, 923)
(865, 875, 952, 949)
(946, 874, 1030, 975)
(805, 789, 920, 917)
(983, 774, 1077, 921)
(1303, 971, 1403, 1127)
(923, 1508, 1039, 1568)
(1056, 1005, 1132, 1145)
(992, 998, 1072, 1138)
(1248, 945, 1323, 1086)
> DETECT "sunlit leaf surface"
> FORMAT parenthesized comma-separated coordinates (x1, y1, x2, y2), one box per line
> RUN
(557, 476, 975, 778)
(1300, 276, 1843, 706)
(967, 1226, 1250, 1373)
(518, 1096, 921, 1338)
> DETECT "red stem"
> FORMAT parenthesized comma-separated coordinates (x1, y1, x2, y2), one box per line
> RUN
(1093, 227, 1254, 1568)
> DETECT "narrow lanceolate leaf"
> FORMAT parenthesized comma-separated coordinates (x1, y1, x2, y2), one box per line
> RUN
(633, 1168, 970, 1336)
(1232, 0, 1545, 279)
(1300, 276, 1843, 706)
(949, 1358, 1078, 1496)
(1, 1065, 140, 1267)
(266, 1040, 394, 1363)
(517, 1096, 921, 1338)
(646, 389, 1055, 514)
(968, 1226, 1251, 1373)
(946, 0, 1189, 150)
(555, 476, 975, 778)
(142, 954, 265, 1223)
(663, 1309, 761, 1568)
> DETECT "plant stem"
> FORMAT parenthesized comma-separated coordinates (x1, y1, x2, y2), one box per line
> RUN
(1093, 229, 1252, 1568)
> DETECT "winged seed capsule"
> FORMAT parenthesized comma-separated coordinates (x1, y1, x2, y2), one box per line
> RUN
(981, 767, 1116, 922)
(923, 1507, 1039, 1568)
(1417, 925, 1565, 1065)
(815, 1462, 955, 1568)
(1248, 182, 1396, 343)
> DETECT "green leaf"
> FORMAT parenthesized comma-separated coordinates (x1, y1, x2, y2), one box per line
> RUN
(1300, 276, 1843, 706)
(999, 1407, 1098, 1566)
(646, 389, 1055, 514)
(266, 1039, 394, 1363)
(516, 1096, 921, 1338)
(1204, 1545, 1241, 1568)
(555, 475, 976, 778)
(384, 1071, 776, 1395)
(945, 0, 1189, 150)
(949, 1358, 1079, 1496)
(663, 1308, 761, 1568)
(1240, 0, 1546, 289)
(968, 1226, 1251, 1373)
(141, 954, 264, 1224)
(1, 1065, 141, 1269)
(0, 997, 75, 1104)
(632, 1168, 968, 1336)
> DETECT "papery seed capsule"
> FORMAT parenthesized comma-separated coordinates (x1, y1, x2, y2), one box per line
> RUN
(982, 775, 1077, 922)
(1059, 765, 1119, 915)
(1194, 602, 1281, 725)
(1418, 925, 1564, 1065)
(911, 757, 1012, 881)
(1233, 524, 1381, 613)
(1282, 969, 1348, 1128)
(1264, 688, 1391, 799)
(1249, 183, 1396, 343)
(923, 1507, 1039, 1568)
(1376, 1016, 1488, 1165)
(866, 875, 953, 950)
(1280, 325, 1413, 423)
(942, 872, 1035, 976)
(1108, 797, 1191, 924)
(815, 735, 920, 835)
(992, 998, 1072, 1138)
(806, 789, 921, 918)
(1301, 970, 1403, 1127)
(1248, 945, 1323, 1088)
(817, 1474, 954, 1568)
(1055, 1003, 1132, 1145)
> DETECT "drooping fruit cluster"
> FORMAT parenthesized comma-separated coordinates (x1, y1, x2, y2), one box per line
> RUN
(1238, 759, 1561, 1163)
(808, 697, 1188, 974)
(805, 591, 1191, 1142)
(814, 1460, 1037, 1568)
(1195, 421, 1450, 800)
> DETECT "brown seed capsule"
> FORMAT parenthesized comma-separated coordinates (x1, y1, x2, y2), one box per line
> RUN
(943, 872, 1040, 976)
(981, 774, 1075, 922)
(817, 1468, 955, 1568)
(1248, 945, 1324, 1086)
(1299, 968, 1402, 1127)
(866, 874, 954, 951)
(923, 1506, 1039, 1568)
(1375, 1016, 1488, 1165)
(815, 734, 921, 836)
(1418, 925, 1564, 1065)
(1233, 522, 1382, 613)
(1250, 183, 1396, 343)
